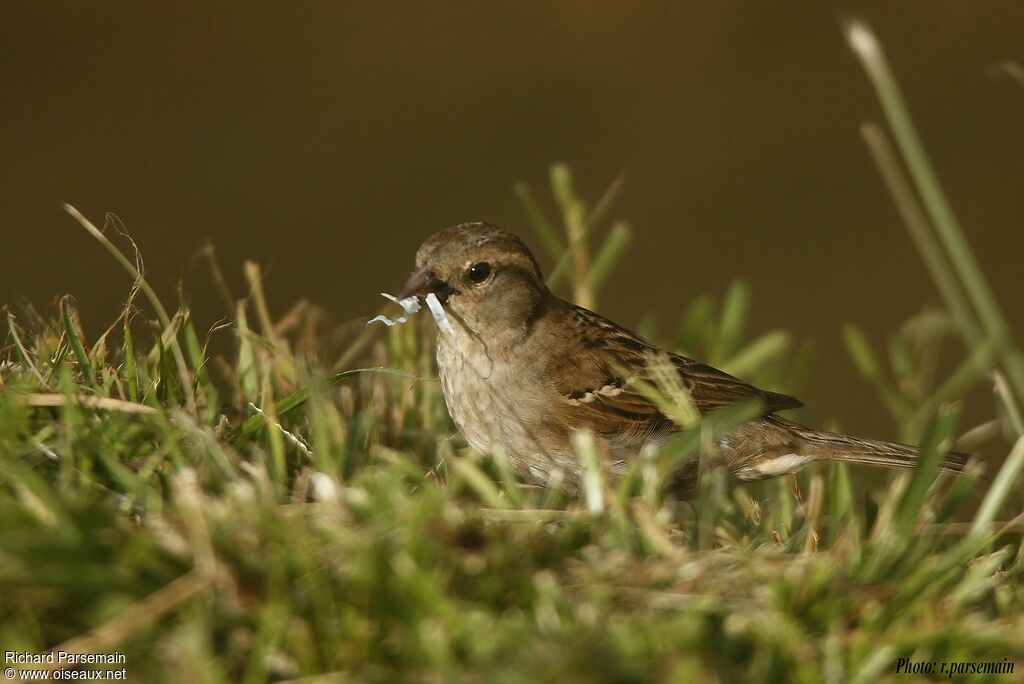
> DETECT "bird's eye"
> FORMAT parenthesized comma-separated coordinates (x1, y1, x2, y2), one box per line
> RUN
(467, 262, 491, 284)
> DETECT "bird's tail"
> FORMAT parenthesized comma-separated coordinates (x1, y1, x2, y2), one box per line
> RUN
(784, 419, 969, 474)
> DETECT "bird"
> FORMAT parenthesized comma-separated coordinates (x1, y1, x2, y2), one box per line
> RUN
(397, 221, 969, 497)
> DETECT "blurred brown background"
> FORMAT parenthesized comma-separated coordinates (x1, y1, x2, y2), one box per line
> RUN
(2, 2, 1022, 442)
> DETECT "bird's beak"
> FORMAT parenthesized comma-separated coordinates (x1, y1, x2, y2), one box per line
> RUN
(399, 266, 449, 301)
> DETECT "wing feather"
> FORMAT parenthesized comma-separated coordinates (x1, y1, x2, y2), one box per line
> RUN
(548, 305, 802, 446)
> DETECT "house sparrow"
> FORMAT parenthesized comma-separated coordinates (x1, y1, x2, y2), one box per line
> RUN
(399, 222, 968, 496)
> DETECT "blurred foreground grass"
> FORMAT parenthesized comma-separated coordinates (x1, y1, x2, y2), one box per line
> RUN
(2, 22, 1024, 683)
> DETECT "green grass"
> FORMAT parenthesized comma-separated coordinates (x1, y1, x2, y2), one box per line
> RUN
(2, 21, 1024, 683)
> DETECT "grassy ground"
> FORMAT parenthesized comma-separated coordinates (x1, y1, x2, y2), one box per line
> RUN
(2, 22, 1024, 684)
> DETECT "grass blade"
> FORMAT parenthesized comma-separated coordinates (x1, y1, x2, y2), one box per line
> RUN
(847, 20, 1024, 410)
(894, 403, 960, 538)
(59, 297, 94, 387)
(514, 182, 563, 260)
(970, 435, 1024, 539)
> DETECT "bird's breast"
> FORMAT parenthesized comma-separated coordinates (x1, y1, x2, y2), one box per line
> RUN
(434, 331, 576, 483)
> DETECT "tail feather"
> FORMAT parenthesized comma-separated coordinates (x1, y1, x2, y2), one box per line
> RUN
(789, 423, 969, 474)
(688, 416, 971, 496)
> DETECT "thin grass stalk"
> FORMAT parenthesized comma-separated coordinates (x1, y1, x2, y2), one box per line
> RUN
(859, 123, 981, 347)
(915, 342, 992, 423)
(970, 435, 1024, 540)
(584, 172, 626, 235)
(59, 297, 94, 387)
(451, 458, 509, 509)
(63, 204, 197, 415)
(588, 220, 633, 292)
(199, 242, 237, 317)
(6, 312, 47, 387)
(244, 260, 282, 350)
(122, 313, 139, 402)
(995, 372, 1024, 437)
(514, 182, 563, 260)
(551, 164, 594, 308)
(894, 404, 959, 539)
(716, 280, 749, 364)
(574, 429, 605, 515)
(722, 330, 790, 378)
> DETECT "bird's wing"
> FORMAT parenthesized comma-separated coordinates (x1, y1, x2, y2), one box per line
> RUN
(546, 306, 802, 445)
(672, 356, 804, 413)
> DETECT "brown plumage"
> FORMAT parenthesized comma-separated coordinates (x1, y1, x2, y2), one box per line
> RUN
(399, 222, 969, 497)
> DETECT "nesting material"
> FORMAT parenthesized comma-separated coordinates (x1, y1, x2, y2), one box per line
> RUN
(367, 291, 454, 336)
(367, 293, 421, 327)
(425, 292, 455, 336)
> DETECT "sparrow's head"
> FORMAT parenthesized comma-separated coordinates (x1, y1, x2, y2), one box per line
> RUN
(400, 222, 549, 336)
